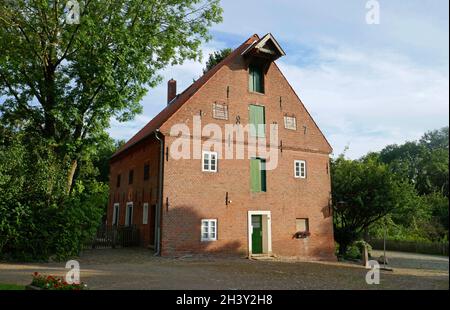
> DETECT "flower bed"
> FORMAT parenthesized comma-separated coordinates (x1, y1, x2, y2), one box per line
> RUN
(29, 272, 87, 290)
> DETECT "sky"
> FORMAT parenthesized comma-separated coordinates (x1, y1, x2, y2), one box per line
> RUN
(107, 0, 449, 159)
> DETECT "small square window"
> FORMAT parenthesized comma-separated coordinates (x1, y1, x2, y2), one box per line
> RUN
(294, 160, 306, 178)
(201, 219, 217, 241)
(296, 218, 309, 232)
(284, 116, 297, 130)
(212, 103, 229, 120)
(202, 151, 218, 172)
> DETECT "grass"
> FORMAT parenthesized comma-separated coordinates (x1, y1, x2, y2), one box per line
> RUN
(0, 283, 25, 290)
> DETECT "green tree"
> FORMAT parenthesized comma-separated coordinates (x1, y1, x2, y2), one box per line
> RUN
(203, 48, 232, 74)
(0, 127, 113, 260)
(0, 0, 222, 192)
(331, 155, 420, 255)
(379, 127, 449, 197)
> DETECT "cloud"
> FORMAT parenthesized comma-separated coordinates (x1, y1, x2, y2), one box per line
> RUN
(278, 44, 449, 158)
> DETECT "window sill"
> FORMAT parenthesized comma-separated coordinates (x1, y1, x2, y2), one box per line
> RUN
(248, 90, 265, 96)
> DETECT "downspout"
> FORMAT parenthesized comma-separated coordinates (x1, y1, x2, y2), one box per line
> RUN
(154, 129, 164, 256)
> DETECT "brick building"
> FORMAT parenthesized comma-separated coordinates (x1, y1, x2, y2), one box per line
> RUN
(108, 33, 336, 260)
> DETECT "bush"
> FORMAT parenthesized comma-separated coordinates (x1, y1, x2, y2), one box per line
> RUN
(0, 132, 107, 261)
(341, 240, 372, 261)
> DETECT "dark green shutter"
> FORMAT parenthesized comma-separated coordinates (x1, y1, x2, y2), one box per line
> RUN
(249, 65, 255, 92)
(249, 65, 263, 93)
(260, 159, 266, 192)
(254, 66, 262, 92)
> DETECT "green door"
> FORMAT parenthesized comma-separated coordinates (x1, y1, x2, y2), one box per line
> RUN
(251, 215, 263, 254)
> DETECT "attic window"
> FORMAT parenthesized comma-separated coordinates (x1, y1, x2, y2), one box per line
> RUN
(249, 64, 264, 93)
(212, 102, 229, 120)
(284, 115, 297, 130)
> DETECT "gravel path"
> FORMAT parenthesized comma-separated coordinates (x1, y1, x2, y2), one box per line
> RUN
(0, 248, 448, 290)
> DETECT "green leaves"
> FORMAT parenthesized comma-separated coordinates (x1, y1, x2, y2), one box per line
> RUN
(203, 48, 232, 74)
(1, 0, 223, 190)
(331, 155, 418, 254)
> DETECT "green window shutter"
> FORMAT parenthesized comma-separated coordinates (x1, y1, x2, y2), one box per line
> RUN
(249, 105, 265, 138)
(249, 105, 257, 137)
(260, 159, 266, 192)
(256, 105, 265, 137)
(254, 67, 262, 93)
(249, 65, 264, 93)
(250, 158, 261, 192)
(249, 65, 255, 92)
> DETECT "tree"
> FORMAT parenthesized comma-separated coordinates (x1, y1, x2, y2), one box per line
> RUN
(331, 155, 420, 255)
(379, 126, 449, 197)
(0, 0, 223, 192)
(203, 48, 232, 74)
(0, 127, 113, 260)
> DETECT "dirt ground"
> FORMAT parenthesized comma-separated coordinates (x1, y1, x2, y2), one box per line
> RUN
(0, 248, 448, 290)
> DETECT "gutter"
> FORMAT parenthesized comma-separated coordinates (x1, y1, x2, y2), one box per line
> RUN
(153, 129, 164, 256)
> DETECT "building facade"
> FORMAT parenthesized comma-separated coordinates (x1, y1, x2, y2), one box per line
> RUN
(108, 34, 336, 260)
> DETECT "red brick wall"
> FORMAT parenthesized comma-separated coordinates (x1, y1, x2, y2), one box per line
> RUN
(108, 137, 160, 247)
(156, 54, 335, 260)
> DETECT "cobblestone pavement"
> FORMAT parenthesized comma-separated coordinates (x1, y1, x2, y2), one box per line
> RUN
(0, 248, 448, 290)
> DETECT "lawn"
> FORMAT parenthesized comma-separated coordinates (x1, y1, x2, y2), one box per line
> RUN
(0, 283, 25, 290)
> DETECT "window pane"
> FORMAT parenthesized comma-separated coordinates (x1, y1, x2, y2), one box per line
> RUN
(249, 66, 255, 91)
(260, 160, 267, 192)
(213, 103, 229, 120)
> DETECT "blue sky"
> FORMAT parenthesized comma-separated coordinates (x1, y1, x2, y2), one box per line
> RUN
(108, 0, 449, 159)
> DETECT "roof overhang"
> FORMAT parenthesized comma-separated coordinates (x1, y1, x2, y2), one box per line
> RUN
(241, 33, 286, 61)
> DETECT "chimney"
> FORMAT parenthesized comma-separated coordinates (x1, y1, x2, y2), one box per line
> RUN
(167, 79, 177, 105)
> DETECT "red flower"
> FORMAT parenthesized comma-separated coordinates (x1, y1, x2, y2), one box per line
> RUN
(33, 272, 38, 276)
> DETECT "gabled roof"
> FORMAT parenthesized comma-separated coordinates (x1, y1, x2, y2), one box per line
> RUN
(111, 34, 260, 159)
(241, 33, 286, 61)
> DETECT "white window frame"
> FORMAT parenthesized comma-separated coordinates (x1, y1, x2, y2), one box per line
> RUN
(143, 202, 149, 225)
(202, 151, 218, 172)
(125, 202, 133, 227)
(212, 102, 229, 120)
(284, 115, 297, 130)
(112, 203, 120, 226)
(201, 219, 217, 241)
(294, 160, 307, 179)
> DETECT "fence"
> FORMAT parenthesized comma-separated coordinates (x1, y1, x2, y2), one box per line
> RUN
(368, 239, 449, 256)
(84, 225, 140, 249)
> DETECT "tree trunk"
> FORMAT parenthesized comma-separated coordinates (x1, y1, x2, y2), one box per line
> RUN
(67, 159, 78, 194)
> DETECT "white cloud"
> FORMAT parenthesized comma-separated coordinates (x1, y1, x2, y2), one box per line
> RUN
(278, 44, 449, 158)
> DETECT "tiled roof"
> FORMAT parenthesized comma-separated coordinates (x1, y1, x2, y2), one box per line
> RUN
(111, 34, 260, 159)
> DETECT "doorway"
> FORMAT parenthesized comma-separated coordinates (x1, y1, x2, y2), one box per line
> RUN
(248, 211, 272, 256)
